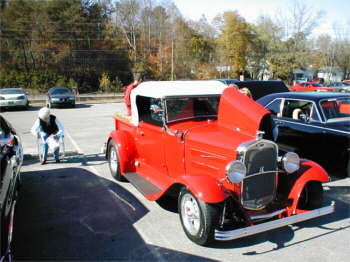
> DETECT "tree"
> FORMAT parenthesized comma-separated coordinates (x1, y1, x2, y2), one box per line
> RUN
(216, 11, 257, 78)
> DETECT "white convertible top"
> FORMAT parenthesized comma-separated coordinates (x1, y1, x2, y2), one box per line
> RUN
(130, 80, 227, 125)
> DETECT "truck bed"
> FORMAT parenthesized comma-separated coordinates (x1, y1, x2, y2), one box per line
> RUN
(112, 112, 132, 124)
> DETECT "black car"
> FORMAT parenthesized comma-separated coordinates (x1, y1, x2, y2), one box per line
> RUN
(215, 79, 240, 85)
(46, 87, 75, 108)
(0, 116, 22, 259)
(257, 92, 350, 176)
(236, 80, 289, 100)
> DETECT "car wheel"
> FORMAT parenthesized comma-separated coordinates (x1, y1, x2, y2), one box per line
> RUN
(108, 141, 124, 181)
(178, 188, 220, 246)
(297, 181, 323, 210)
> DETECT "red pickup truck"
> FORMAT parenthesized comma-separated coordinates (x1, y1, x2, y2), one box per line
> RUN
(291, 82, 333, 92)
(105, 80, 334, 246)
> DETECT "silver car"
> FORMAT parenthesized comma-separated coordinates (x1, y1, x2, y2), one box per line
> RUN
(0, 115, 23, 259)
(0, 88, 29, 111)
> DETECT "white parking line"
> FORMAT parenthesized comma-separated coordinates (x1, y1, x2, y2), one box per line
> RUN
(65, 131, 84, 155)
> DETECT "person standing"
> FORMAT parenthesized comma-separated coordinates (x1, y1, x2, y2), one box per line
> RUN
(124, 73, 145, 116)
(31, 107, 64, 164)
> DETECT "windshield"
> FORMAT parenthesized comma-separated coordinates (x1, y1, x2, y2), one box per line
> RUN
(312, 83, 323, 87)
(320, 97, 350, 122)
(166, 96, 220, 123)
(50, 88, 71, 95)
(0, 89, 24, 95)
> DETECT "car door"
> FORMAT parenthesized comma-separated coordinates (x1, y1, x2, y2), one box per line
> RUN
(274, 99, 326, 157)
(134, 97, 169, 190)
(266, 99, 306, 151)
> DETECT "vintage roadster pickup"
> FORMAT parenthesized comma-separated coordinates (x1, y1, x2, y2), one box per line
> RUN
(105, 80, 334, 246)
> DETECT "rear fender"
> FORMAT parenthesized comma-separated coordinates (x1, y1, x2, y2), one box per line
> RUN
(287, 160, 329, 214)
(107, 130, 136, 174)
(179, 176, 226, 203)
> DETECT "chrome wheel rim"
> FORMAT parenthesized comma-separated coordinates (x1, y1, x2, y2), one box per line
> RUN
(181, 193, 201, 235)
(109, 146, 118, 174)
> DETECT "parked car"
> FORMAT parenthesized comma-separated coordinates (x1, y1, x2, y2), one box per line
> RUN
(328, 82, 350, 92)
(257, 92, 350, 176)
(0, 116, 23, 259)
(46, 87, 75, 108)
(105, 80, 334, 246)
(291, 82, 334, 92)
(0, 88, 29, 111)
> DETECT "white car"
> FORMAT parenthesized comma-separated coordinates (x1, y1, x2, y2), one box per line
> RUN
(0, 88, 29, 111)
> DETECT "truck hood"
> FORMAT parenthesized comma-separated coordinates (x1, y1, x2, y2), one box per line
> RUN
(217, 87, 270, 137)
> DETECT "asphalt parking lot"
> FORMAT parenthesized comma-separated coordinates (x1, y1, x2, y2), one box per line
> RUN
(2, 103, 350, 261)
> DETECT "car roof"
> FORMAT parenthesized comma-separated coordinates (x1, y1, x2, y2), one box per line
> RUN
(132, 80, 227, 98)
(0, 88, 24, 91)
(48, 87, 71, 92)
(258, 92, 350, 104)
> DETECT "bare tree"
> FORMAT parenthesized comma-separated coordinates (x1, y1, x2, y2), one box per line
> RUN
(114, 0, 141, 63)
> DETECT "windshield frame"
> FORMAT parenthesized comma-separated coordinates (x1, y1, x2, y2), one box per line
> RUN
(164, 95, 220, 124)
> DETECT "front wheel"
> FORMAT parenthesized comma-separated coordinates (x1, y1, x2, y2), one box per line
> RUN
(178, 188, 220, 246)
(297, 181, 323, 210)
(108, 141, 124, 181)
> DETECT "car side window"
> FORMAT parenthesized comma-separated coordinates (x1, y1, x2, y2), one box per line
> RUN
(0, 117, 11, 139)
(136, 96, 163, 127)
(282, 100, 313, 121)
(266, 99, 282, 116)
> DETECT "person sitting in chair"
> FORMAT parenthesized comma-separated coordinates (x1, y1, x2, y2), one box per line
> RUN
(31, 107, 64, 164)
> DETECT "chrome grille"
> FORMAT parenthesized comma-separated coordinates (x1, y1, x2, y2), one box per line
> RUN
(238, 139, 278, 210)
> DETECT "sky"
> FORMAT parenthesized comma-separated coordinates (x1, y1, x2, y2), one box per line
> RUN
(172, 0, 349, 37)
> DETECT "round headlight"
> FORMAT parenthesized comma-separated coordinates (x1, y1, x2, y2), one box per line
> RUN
(282, 152, 300, 174)
(226, 160, 246, 184)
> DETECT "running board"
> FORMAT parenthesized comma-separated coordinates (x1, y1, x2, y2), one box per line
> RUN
(123, 172, 162, 196)
(215, 202, 335, 241)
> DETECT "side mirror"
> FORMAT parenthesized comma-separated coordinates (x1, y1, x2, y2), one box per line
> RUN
(150, 104, 163, 114)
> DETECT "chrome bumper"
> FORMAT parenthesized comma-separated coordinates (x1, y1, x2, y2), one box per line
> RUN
(215, 202, 335, 241)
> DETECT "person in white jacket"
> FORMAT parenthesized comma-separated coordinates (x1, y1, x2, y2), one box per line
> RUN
(31, 107, 64, 164)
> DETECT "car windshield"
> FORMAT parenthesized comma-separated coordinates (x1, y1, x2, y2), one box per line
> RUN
(0, 89, 24, 95)
(166, 96, 220, 123)
(320, 97, 350, 122)
(50, 88, 71, 95)
(343, 82, 350, 86)
(312, 83, 323, 87)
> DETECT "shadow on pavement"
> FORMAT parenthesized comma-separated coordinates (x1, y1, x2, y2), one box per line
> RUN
(13, 167, 214, 261)
(210, 186, 349, 252)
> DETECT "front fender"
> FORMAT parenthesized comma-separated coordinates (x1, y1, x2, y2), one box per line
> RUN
(179, 176, 226, 204)
(107, 130, 136, 174)
(287, 160, 329, 214)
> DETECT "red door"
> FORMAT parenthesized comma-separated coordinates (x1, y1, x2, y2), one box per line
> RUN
(135, 122, 170, 189)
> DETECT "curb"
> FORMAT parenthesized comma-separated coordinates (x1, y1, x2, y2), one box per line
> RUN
(24, 150, 81, 160)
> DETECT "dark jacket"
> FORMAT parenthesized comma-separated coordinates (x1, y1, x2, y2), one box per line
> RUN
(39, 115, 58, 135)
